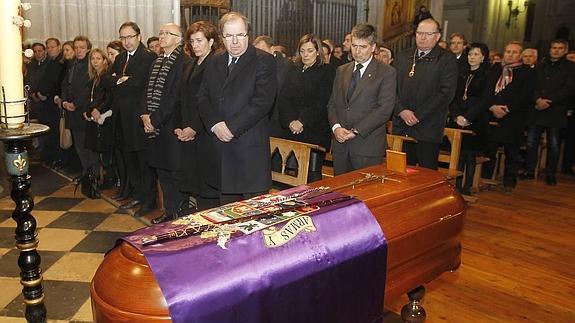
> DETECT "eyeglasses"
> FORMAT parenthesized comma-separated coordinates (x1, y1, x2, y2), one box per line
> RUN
(415, 31, 438, 37)
(119, 34, 139, 41)
(222, 33, 248, 41)
(159, 31, 181, 37)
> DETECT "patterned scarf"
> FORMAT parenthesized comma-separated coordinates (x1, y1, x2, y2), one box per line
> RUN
(495, 62, 523, 94)
(145, 45, 182, 138)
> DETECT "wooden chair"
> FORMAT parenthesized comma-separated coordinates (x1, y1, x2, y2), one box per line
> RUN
(269, 137, 326, 187)
(438, 127, 473, 179)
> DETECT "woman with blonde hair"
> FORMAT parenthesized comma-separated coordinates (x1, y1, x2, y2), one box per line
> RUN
(83, 48, 114, 195)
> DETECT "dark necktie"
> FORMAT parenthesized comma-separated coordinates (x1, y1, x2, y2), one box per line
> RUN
(122, 54, 131, 75)
(228, 56, 238, 76)
(346, 63, 363, 102)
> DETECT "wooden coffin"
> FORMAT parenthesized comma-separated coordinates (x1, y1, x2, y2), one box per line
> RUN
(91, 164, 465, 321)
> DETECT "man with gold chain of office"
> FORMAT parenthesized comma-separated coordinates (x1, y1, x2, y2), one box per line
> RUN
(392, 18, 458, 170)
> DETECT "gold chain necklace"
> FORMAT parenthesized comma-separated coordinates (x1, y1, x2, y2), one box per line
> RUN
(462, 74, 474, 101)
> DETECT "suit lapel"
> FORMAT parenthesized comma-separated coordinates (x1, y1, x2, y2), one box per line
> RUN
(350, 59, 378, 102)
(342, 63, 354, 102)
(223, 45, 255, 88)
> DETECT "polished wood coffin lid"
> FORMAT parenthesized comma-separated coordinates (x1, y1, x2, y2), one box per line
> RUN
(91, 164, 465, 322)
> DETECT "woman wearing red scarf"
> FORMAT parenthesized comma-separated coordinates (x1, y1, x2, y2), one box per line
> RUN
(482, 41, 537, 194)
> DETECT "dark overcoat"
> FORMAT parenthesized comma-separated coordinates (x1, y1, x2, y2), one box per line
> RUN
(146, 50, 192, 171)
(528, 57, 575, 128)
(61, 56, 90, 131)
(198, 45, 277, 194)
(487, 64, 537, 144)
(448, 64, 496, 151)
(278, 62, 334, 150)
(393, 45, 458, 143)
(109, 43, 156, 152)
(177, 53, 215, 195)
(85, 73, 113, 152)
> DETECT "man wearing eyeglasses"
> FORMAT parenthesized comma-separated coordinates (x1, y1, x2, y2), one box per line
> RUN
(392, 18, 458, 170)
(140, 23, 192, 224)
(109, 21, 158, 217)
(198, 12, 277, 205)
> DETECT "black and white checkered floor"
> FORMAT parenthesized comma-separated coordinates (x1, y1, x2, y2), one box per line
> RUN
(0, 164, 146, 322)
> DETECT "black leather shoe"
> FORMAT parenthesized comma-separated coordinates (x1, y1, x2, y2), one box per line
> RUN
(119, 199, 142, 210)
(545, 176, 557, 186)
(151, 213, 176, 224)
(134, 205, 156, 218)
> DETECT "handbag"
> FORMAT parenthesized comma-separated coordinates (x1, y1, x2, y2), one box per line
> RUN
(59, 114, 73, 149)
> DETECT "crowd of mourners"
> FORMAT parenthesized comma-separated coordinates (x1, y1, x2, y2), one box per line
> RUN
(21, 10, 575, 224)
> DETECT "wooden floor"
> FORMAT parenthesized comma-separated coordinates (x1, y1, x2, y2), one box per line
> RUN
(386, 174, 575, 322)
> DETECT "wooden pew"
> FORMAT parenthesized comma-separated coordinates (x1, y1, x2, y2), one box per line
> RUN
(438, 128, 473, 180)
(270, 137, 326, 186)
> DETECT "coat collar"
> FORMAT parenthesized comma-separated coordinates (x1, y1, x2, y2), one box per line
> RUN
(217, 45, 257, 87)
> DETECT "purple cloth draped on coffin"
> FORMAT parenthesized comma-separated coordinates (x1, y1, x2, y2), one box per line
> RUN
(122, 188, 387, 323)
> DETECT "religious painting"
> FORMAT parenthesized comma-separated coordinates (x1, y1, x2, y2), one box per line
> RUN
(381, 0, 430, 41)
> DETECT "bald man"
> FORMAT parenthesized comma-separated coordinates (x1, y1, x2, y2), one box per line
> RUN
(142, 23, 192, 223)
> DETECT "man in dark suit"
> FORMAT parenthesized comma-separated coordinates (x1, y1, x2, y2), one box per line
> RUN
(109, 21, 157, 217)
(327, 23, 397, 176)
(482, 41, 536, 193)
(523, 39, 575, 185)
(198, 12, 277, 205)
(36, 38, 65, 166)
(141, 23, 191, 224)
(393, 18, 458, 170)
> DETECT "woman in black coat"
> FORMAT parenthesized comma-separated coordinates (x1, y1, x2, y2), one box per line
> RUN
(84, 48, 114, 191)
(448, 43, 494, 195)
(277, 34, 335, 182)
(175, 21, 223, 211)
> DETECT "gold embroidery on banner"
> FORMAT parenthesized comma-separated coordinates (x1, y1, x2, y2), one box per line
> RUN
(13, 154, 27, 172)
(263, 216, 316, 248)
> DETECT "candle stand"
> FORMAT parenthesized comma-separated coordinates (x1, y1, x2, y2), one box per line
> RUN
(1, 123, 49, 323)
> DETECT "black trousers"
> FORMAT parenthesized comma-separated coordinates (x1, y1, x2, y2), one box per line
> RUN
(404, 140, 441, 170)
(456, 149, 479, 194)
(37, 101, 60, 163)
(71, 128, 99, 176)
(155, 168, 185, 216)
(124, 149, 156, 207)
(482, 141, 520, 188)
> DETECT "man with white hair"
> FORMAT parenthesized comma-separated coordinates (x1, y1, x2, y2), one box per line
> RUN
(521, 48, 538, 68)
(141, 23, 192, 223)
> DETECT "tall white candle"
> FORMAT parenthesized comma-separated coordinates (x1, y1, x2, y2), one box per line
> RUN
(0, 0, 26, 128)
